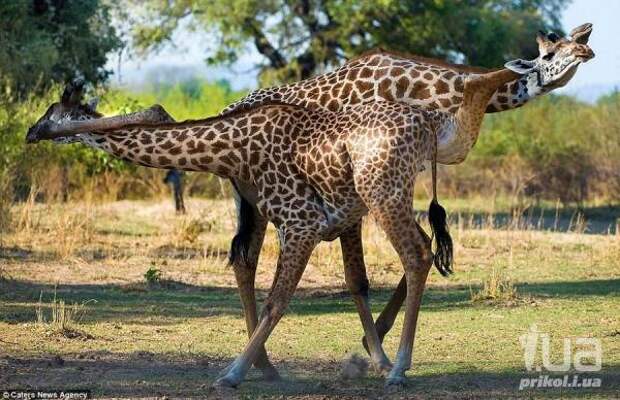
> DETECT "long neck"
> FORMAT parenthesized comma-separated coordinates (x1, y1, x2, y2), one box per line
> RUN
(222, 52, 539, 117)
(436, 69, 521, 163)
(75, 109, 278, 182)
(485, 71, 545, 112)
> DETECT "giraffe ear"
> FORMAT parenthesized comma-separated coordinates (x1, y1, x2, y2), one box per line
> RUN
(505, 59, 536, 75)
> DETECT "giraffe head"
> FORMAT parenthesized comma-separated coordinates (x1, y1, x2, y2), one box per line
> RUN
(529, 23, 594, 90)
(26, 79, 101, 144)
(27, 80, 174, 144)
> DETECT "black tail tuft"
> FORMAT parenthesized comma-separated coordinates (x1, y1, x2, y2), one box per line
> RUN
(229, 197, 255, 267)
(428, 199, 453, 276)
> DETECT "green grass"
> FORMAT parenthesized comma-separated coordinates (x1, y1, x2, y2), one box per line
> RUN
(0, 198, 618, 399)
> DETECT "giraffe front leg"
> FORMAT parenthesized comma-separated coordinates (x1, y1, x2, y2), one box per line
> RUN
(340, 221, 392, 375)
(214, 223, 320, 388)
(229, 195, 280, 380)
(370, 204, 432, 390)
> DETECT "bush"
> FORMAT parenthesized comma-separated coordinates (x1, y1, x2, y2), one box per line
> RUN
(440, 93, 620, 204)
(144, 266, 162, 285)
(0, 78, 246, 206)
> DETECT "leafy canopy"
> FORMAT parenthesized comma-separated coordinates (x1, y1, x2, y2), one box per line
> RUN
(129, 0, 568, 85)
(0, 0, 121, 96)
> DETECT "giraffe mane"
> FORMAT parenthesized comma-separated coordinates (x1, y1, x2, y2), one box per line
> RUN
(346, 47, 498, 74)
(91, 101, 312, 133)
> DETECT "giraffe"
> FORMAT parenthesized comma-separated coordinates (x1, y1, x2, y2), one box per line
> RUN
(27, 50, 593, 388)
(217, 22, 596, 372)
(24, 25, 595, 381)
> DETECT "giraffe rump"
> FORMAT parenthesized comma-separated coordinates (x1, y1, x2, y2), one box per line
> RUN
(428, 199, 453, 276)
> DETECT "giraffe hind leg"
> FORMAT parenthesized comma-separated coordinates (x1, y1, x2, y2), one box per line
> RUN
(369, 204, 432, 389)
(364, 199, 454, 352)
(341, 221, 392, 375)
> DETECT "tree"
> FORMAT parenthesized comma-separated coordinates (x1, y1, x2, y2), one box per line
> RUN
(0, 0, 121, 96)
(129, 0, 568, 86)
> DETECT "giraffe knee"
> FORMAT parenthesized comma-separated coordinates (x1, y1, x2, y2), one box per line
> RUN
(259, 301, 285, 323)
(418, 227, 433, 266)
(410, 237, 433, 273)
(346, 274, 369, 297)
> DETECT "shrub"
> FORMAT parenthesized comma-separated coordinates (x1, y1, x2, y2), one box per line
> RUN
(144, 266, 162, 285)
(35, 289, 96, 338)
(471, 267, 518, 303)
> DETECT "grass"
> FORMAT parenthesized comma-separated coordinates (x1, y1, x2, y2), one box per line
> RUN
(35, 288, 96, 339)
(0, 198, 618, 399)
(470, 267, 519, 304)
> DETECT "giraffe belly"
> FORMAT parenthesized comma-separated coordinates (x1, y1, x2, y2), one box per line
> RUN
(317, 195, 369, 241)
(303, 169, 369, 241)
(436, 117, 470, 164)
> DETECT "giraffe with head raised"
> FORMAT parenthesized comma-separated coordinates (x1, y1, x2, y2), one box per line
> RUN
(25, 24, 595, 382)
(219, 22, 595, 372)
(27, 44, 593, 388)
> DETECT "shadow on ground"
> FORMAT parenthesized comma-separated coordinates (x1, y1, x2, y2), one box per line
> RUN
(422, 204, 620, 235)
(0, 352, 617, 399)
(1, 278, 618, 325)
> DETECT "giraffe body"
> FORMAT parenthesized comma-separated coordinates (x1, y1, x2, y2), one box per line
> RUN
(68, 101, 437, 240)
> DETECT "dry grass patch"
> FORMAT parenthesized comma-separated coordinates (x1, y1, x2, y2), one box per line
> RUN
(35, 289, 96, 339)
(174, 215, 210, 245)
(470, 266, 519, 305)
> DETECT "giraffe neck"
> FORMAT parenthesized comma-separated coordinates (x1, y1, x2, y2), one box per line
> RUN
(435, 69, 522, 163)
(73, 106, 296, 181)
(485, 71, 546, 112)
(224, 52, 544, 116)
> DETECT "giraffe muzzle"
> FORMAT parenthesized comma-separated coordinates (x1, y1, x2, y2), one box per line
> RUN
(25, 125, 42, 144)
(26, 120, 60, 143)
(576, 46, 595, 61)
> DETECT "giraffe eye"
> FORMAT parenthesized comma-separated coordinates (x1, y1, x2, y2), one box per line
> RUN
(542, 52, 555, 61)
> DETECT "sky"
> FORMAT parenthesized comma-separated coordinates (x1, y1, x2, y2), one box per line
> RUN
(109, 0, 619, 101)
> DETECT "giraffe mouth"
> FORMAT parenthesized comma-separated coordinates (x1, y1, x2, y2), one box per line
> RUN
(549, 60, 582, 89)
(26, 120, 82, 143)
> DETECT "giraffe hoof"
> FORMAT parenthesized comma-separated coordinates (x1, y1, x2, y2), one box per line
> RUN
(374, 361, 393, 377)
(260, 366, 281, 381)
(213, 375, 240, 389)
(385, 375, 406, 392)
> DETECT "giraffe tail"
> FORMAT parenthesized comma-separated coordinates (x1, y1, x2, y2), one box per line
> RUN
(229, 196, 255, 267)
(428, 132, 453, 276)
(428, 199, 453, 276)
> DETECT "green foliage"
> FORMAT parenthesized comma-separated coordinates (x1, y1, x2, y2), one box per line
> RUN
(445, 93, 620, 203)
(128, 0, 567, 85)
(0, 79, 246, 201)
(144, 266, 161, 285)
(0, 0, 121, 96)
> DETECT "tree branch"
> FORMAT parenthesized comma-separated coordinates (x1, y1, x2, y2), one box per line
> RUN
(244, 18, 287, 69)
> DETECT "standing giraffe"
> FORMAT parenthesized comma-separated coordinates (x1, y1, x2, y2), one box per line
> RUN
(27, 49, 593, 388)
(217, 23, 595, 375)
(25, 25, 594, 381)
